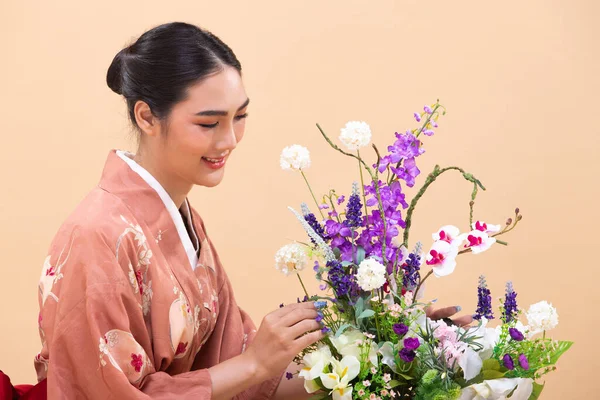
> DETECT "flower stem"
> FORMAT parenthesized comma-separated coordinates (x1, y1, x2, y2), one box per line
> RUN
(402, 165, 485, 248)
(297, 274, 310, 299)
(412, 270, 433, 305)
(357, 150, 370, 224)
(301, 170, 324, 219)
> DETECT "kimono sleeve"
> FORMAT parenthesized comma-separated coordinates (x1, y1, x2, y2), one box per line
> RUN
(39, 227, 214, 399)
(192, 238, 285, 400)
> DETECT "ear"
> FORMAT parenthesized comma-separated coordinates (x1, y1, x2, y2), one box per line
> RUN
(133, 100, 160, 137)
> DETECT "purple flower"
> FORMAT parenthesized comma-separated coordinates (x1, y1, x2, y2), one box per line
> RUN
(399, 348, 416, 363)
(403, 337, 420, 351)
(391, 158, 421, 188)
(337, 195, 346, 205)
(285, 372, 294, 380)
(318, 203, 329, 210)
(393, 323, 409, 337)
(344, 185, 363, 228)
(424, 105, 433, 114)
(326, 260, 359, 298)
(422, 129, 435, 136)
(431, 120, 438, 128)
(303, 211, 329, 244)
(509, 328, 524, 342)
(504, 282, 519, 323)
(474, 275, 494, 320)
(313, 261, 320, 272)
(518, 354, 529, 370)
(402, 253, 421, 289)
(319, 283, 327, 290)
(413, 112, 421, 122)
(502, 354, 515, 370)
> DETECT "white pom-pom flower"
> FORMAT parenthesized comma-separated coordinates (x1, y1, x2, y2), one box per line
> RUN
(280, 145, 311, 171)
(526, 301, 559, 336)
(274, 243, 308, 276)
(356, 258, 386, 291)
(339, 121, 372, 151)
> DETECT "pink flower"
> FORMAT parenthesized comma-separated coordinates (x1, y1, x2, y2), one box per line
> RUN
(175, 342, 188, 355)
(363, 380, 371, 387)
(371, 366, 378, 374)
(383, 373, 391, 383)
(130, 353, 144, 373)
(381, 389, 389, 396)
(358, 389, 365, 396)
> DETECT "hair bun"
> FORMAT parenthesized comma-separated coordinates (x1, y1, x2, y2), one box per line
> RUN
(106, 48, 127, 95)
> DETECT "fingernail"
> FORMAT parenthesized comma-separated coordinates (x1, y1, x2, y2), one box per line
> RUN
(455, 305, 462, 312)
(314, 301, 327, 309)
(431, 298, 438, 303)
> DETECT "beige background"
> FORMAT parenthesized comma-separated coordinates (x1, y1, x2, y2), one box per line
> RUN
(1, 0, 598, 398)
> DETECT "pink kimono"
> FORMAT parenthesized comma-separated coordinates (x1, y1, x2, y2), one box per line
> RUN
(35, 150, 282, 399)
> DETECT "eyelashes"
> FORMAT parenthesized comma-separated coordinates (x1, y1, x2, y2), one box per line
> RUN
(197, 113, 248, 129)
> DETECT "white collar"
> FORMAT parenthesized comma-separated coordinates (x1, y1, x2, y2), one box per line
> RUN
(116, 150, 199, 270)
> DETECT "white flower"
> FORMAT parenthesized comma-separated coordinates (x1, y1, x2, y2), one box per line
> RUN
(426, 240, 459, 277)
(471, 220, 501, 234)
(432, 225, 463, 247)
(356, 258, 387, 291)
(339, 121, 372, 151)
(299, 345, 332, 393)
(274, 243, 308, 276)
(459, 378, 533, 400)
(280, 144, 311, 171)
(379, 342, 398, 373)
(526, 301, 559, 336)
(330, 329, 378, 365)
(320, 355, 360, 400)
(461, 230, 496, 254)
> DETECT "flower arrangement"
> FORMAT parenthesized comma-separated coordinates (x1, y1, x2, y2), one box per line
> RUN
(276, 101, 572, 400)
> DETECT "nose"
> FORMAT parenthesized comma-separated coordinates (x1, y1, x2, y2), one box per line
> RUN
(216, 123, 238, 153)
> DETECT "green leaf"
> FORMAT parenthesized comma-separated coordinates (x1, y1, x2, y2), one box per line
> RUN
(308, 393, 330, 400)
(482, 358, 501, 371)
(482, 370, 506, 380)
(388, 380, 406, 388)
(528, 382, 545, 400)
(547, 341, 574, 365)
(355, 246, 366, 264)
(397, 373, 414, 380)
(354, 297, 365, 320)
(341, 261, 354, 267)
(358, 309, 375, 320)
(335, 323, 354, 338)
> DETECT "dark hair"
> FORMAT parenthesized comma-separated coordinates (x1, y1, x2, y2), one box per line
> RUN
(106, 22, 242, 128)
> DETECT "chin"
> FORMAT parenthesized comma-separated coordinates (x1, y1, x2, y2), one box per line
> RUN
(196, 172, 225, 188)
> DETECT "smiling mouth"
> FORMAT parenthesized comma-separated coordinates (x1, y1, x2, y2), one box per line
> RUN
(201, 155, 228, 170)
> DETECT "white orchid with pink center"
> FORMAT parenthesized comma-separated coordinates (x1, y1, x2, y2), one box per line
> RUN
(461, 230, 496, 254)
(472, 220, 501, 235)
(426, 240, 459, 277)
(432, 225, 464, 247)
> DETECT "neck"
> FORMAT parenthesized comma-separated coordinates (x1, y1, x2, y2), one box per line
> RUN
(133, 152, 192, 209)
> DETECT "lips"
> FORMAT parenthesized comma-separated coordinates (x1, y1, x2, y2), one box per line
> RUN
(201, 155, 227, 170)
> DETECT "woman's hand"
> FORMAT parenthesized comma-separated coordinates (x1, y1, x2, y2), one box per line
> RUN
(426, 305, 473, 327)
(245, 302, 324, 381)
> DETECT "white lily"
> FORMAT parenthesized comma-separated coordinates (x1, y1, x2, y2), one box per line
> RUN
(330, 329, 378, 365)
(298, 345, 332, 393)
(459, 378, 533, 400)
(320, 355, 360, 400)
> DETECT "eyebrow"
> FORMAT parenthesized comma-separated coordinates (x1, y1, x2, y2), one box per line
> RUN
(194, 98, 250, 117)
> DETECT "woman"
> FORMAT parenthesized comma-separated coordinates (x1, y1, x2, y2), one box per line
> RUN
(34, 22, 323, 399)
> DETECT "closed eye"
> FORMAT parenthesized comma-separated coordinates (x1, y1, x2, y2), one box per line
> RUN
(198, 122, 219, 128)
(235, 113, 248, 121)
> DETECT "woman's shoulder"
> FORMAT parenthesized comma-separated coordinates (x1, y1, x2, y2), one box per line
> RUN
(47, 186, 142, 260)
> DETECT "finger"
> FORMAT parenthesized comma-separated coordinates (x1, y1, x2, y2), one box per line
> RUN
(289, 319, 321, 340)
(270, 301, 316, 319)
(428, 306, 461, 320)
(452, 314, 474, 327)
(295, 329, 325, 351)
(280, 307, 319, 328)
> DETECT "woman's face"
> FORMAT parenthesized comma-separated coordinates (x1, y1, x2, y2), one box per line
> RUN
(145, 66, 249, 189)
